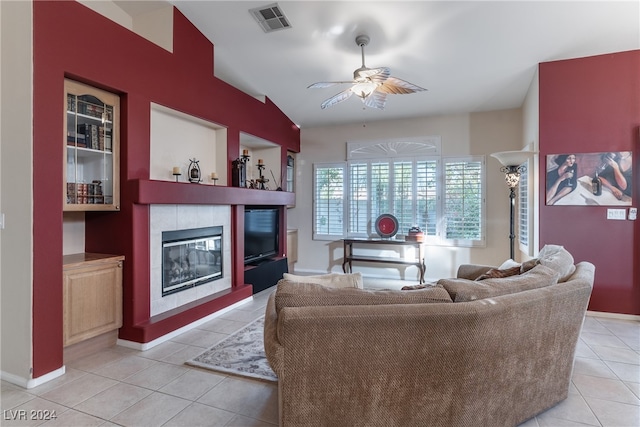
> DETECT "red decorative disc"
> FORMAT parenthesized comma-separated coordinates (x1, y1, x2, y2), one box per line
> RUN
(375, 214, 399, 238)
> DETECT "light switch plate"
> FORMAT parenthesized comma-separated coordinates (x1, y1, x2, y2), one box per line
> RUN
(607, 208, 626, 220)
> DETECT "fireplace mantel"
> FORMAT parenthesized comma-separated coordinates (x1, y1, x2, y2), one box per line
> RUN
(130, 179, 295, 206)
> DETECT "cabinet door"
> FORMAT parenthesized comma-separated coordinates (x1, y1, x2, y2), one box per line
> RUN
(64, 79, 120, 211)
(286, 229, 298, 272)
(63, 260, 123, 346)
(286, 153, 295, 208)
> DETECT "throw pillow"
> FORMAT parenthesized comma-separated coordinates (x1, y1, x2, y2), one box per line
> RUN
(537, 245, 576, 282)
(498, 259, 521, 270)
(520, 258, 539, 273)
(438, 264, 560, 302)
(282, 272, 364, 289)
(401, 284, 429, 290)
(475, 265, 521, 281)
(275, 281, 452, 313)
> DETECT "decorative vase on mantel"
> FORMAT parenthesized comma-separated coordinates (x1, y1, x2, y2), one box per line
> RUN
(188, 158, 202, 184)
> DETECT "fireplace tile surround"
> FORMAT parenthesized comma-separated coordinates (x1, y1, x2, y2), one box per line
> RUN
(123, 180, 293, 344)
(150, 204, 232, 316)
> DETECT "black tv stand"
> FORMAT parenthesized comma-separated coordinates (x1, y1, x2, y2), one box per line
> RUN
(247, 257, 275, 267)
(244, 257, 288, 294)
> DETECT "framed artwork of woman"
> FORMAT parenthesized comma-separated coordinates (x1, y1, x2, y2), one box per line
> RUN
(546, 151, 632, 206)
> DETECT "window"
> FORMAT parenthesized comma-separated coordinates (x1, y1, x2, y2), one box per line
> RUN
(443, 158, 484, 242)
(518, 160, 530, 250)
(313, 163, 345, 238)
(313, 141, 485, 247)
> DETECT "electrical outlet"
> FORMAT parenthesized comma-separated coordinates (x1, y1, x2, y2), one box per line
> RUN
(629, 208, 637, 220)
(607, 209, 626, 220)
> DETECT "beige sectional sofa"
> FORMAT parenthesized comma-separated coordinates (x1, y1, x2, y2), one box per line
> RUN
(264, 246, 595, 427)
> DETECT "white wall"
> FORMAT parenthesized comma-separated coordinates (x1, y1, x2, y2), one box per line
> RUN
(0, 0, 34, 381)
(150, 104, 226, 184)
(521, 68, 540, 257)
(79, 0, 173, 52)
(246, 147, 281, 188)
(294, 109, 523, 281)
(62, 212, 85, 255)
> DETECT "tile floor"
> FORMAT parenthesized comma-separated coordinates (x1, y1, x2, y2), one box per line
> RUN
(1, 284, 639, 427)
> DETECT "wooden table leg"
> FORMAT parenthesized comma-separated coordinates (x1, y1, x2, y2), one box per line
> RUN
(342, 241, 350, 273)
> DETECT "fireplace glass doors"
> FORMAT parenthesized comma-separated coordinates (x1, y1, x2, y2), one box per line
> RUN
(162, 226, 222, 296)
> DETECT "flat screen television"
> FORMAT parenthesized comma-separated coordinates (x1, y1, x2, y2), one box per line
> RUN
(244, 207, 279, 264)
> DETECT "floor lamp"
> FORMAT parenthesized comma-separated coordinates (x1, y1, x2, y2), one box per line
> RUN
(490, 150, 535, 260)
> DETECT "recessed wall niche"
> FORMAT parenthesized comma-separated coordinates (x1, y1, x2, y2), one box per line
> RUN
(150, 104, 227, 185)
(239, 132, 282, 190)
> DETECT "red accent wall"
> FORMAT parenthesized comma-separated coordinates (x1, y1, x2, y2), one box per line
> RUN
(539, 50, 640, 315)
(32, 2, 299, 377)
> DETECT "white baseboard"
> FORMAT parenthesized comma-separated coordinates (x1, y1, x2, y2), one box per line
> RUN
(586, 310, 640, 322)
(1, 366, 66, 389)
(117, 295, 253, 351)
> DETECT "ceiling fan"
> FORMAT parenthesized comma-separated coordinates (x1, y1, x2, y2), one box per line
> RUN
(308, 34, 427, 110)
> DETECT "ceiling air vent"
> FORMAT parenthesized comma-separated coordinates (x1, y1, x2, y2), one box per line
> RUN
(249, 3, 292, 33)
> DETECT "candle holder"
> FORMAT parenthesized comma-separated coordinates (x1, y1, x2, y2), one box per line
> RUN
(256, 163, 269, 190)
(210, 173, 219, 186)
(232, 153, 250, 187)
(172, 167, 181, 182)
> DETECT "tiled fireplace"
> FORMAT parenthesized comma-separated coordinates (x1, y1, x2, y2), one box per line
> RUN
(150, 205, 232, 316)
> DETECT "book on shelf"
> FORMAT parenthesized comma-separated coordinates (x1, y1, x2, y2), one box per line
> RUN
(77, 123, 100, 150)
(67, 95, 76, 112)
(98, 126, 105, 151)
(77, 100, 104, 120)
(105, 130, 112, 151)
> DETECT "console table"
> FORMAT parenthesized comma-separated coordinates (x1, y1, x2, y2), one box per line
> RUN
(342, 238, 426, 283)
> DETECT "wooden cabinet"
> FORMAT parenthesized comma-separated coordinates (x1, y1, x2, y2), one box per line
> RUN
(63, 253, 124, 347)
(286, 154, 295, 192)
(287, 229, 298, 273)
(286, 153, 295, 207)
(64, 79, 120, 211)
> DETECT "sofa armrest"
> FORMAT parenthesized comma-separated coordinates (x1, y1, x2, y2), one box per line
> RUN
(456, 264, 494, 280)
(263, 293, 284, 377)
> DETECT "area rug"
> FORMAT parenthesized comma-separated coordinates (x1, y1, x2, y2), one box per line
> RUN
(186, 316, 277, 383)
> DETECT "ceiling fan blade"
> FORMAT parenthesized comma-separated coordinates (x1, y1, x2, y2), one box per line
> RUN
(363, 91, 387, 110)
(320, 88, 354, 109)
(308, 81, 355, 89)
(377, 76, 427, 95)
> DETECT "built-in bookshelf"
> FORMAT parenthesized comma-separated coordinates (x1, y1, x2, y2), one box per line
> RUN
(64, 79, 120, 211)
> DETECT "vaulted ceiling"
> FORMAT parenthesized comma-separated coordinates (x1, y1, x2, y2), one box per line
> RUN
(127, 1, 639, 128)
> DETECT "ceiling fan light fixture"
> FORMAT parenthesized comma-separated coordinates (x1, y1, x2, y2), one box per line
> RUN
(351, 81, 378, 99)
(308, 34, 426, 110)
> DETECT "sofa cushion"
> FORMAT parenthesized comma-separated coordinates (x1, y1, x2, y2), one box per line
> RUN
(438, 264, 560, 302)
(282, 272, 364, 289)
(538, 244, 575, 282)
(275, 280, 452, 313)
